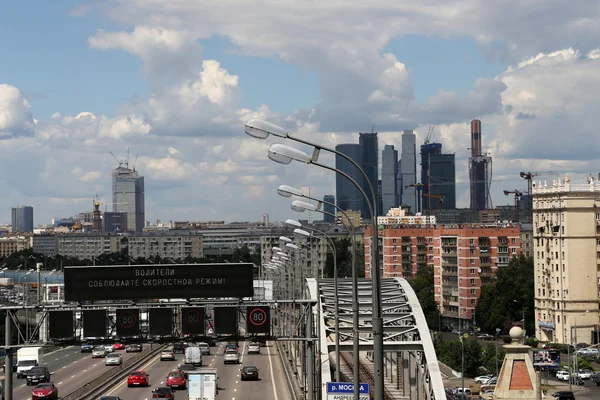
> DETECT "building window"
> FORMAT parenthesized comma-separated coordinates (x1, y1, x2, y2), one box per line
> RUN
(470, 268, 475, 275)
(470, 258, 475, 264)
(470, 279, 475, 285)
(470, 248, 475, 254)
(470, 239, 474, 245)
(512, 238, 516, 244)
(471, 289, 476, 294)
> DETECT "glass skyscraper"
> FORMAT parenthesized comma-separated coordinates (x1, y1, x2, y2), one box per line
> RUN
(359, 132, 378, 219)
(335, 144, 364, 215)
(401, 130, 417, 213)
(112, 166, 145, 232)
(11, 205, 33, 233)
(381, 145, 398, 215)
(323, 195, 336, 223)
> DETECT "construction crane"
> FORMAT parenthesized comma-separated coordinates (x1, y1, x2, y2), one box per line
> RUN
(503, 190, 523, 223)
(519, 171, 562, 222)
(424, 125, 435, 145)
(423, 191, 444, 215)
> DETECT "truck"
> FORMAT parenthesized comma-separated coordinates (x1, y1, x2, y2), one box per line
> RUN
(185, 346, 202, 366)
(16, 347, 43, 378)
(0, 278, 14, 287)
(187, 369, 218, 400)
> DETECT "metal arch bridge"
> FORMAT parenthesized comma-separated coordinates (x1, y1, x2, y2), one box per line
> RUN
(305, 277, 447, 400)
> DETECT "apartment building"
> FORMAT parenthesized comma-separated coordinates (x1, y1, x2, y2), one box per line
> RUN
(0, 235, 31, 257)
(364, 223, 521, 329)
(533, 176, 600, 344)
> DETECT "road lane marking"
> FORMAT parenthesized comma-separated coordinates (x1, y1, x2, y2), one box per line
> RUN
(234, 388, 237, 392)
(55, 358, 59, 361)
(83, 369, 87, 372)
(61, 366, 66, 369)
(267, 341, 279, 400)
(57, 381, 63, 385)
(71, 375, 75, 378)
(19, 384, 25, 387)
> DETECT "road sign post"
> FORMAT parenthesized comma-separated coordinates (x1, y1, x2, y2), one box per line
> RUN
(326, 383, 370, 400)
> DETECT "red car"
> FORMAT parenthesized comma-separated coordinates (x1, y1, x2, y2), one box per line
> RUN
(127, 370, 150, 387)
(114, 343, 125, 350)
(32, 383, 58, 400)
(166, 371, 186, 389)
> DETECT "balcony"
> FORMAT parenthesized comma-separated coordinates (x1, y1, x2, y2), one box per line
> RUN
(479, 268, 491, 277)
(417, 245, 427, 254)
(402, 237, 411, 244)
(402, 246, 412, 253)
(442, 269, 458, 277)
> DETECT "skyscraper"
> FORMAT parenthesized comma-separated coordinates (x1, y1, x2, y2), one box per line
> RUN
(323, 195, 336, 223)
(469, 120, 492, 210)
(112, 164, 145, 232)
(397, 159, 403, 206)
(420, 143, 456, 211)
(359, 132, 378, 218)
(401, 130, 417, 213)
(335, 144, 364, 215)
(11, 205, 33, 233)
(381, 145, 398, 215)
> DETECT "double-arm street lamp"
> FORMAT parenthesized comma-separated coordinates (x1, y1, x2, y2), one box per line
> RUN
(245, 119, 384, 400)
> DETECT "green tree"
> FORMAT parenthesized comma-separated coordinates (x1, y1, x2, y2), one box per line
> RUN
(481, 343, 506, 374)
(324, 238, 365, 279)
(408, 267, 441, 330)
(232, 245, 261, 266)
(475, 255, 534, 335)
(436, 338, 482, 377)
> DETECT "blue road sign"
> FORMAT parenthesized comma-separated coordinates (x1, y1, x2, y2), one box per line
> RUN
(326, 382, 370, 394)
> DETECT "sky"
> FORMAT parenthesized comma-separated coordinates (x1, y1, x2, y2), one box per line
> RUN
(1, 1, 600, 225)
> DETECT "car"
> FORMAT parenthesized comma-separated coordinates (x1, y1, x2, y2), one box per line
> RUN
(104, 344, 115, 353)
(198, 342, 210, 355)
(247, 343, 260, 354)
(569, 376, 584, 385)
(172, 343, 185, 354)
(31, 383, 58, 400)
(592, 373, 600, 386)
(224, 343, 238, 353)
(556, 371, 570, 381)
(80, 343, 94, 353)
(240, 366, 260, 381)
(578, 369, 593, 379)
(224, 349, 240, 364)
(113, 343, 125, 350)
(105, 352, 123, 366)
(152, 387, 175, 400)
(166, 371, 186, 390)
(26, 366, 51, 386)
(161, 348, 176, 361)
(551, 391, 575, 400)
(126, 344, 143, 353)
(477, 334, 494, 341)
(483, 377, 497, 386)
(127, 370, 150, 387)
(99, 397, 123, 400)
(177, 363, 196, 379)
(92, 346, 108, 358)
(474, 375, 494, 384)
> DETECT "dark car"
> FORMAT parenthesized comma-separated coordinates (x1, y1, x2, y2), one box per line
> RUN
(26, 366, 51, 386)
(240, 366, 260, 381)
(177, 363, 196, 379)
(569, 376, 584, 386)
(126, 344, 143, 353)
(80, 343, 94, 353)
(172, 343, 185, 354)
(152, 387, 175, 400)
(551, 391, 575, 400)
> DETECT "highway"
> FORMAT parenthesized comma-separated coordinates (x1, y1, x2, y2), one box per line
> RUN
(99, 341, 289, 400)
(3, 345, 143, 400)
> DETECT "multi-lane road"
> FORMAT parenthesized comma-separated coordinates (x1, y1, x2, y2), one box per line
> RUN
(1, 345, 147, 400)
(98, 341, 289, 400)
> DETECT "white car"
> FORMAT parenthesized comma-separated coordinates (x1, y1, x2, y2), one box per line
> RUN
(247, 343, 260, 354)
(104, 344, 115, 353)
(198, 343, 210, 355)
(224, 350, 240, 364)
(483, 377, 497, 386)
(160, 348, 176, 361)
(105, 352, 123, 366)
(475, 375, 494, 384)
(92, 346, 108, 358)
(556, 370, 570, 381)
(578, 369, 593, 379)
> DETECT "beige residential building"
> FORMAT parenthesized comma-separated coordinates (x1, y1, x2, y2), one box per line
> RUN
(0, 235, 31, 257)
(533, 176, 600, 344)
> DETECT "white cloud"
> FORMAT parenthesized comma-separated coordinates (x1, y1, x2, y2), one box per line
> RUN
(0, 84, 35, 138)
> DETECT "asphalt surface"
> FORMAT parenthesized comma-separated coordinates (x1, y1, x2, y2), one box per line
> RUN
(3, 345, 141, 400)
(98, 341, 289, 400)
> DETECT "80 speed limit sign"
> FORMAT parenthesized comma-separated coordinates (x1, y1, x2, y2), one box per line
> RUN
(246, 306, 270, 334)
(181, 307, 205, 335)
(115, 309, 140, 336)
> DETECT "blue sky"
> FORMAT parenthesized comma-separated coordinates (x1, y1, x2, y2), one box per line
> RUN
(1, 2, 505, 120)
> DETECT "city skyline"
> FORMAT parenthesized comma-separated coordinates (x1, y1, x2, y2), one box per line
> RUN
(0, 2, 598, 224)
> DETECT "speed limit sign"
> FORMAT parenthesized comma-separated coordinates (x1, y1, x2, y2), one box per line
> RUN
(116, 309, 140, 336)
(181, 307, 205, 335)
(246, 306, 270, 334)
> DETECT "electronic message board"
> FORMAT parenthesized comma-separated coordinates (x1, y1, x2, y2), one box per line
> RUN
(149, 308, 173, 336)
(214, 307, 238, 335)
(83, 310, 107, 338)
(116, 309, 140, 337)
(246, 306, 270, 335)
(48, 311, 75, 339)
(63, 263, 254, 301)
(181, 307, 205, 335)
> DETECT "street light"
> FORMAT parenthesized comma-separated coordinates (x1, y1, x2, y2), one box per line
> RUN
(246, 119, 383, 400)
(513, 299, 525, 344)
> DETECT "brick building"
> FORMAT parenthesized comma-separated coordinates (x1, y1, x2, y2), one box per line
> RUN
(364, 223, 521, 330)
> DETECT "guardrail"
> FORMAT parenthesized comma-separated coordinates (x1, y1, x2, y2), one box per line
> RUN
(61, 344, 165, 400)
(276, 341, 302, 400)
(341, 352, 395, 400)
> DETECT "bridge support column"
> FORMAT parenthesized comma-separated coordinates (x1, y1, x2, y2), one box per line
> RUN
(306, 304, 314, 400)
(402, 351, 410, 397)
(5, 310, 13, 400)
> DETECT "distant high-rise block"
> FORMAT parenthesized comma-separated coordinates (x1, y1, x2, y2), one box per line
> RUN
(359, 132, 378, 219)
(397, 159, 403, 204)
(420, 143, 456, 211)
(469, 119, 492, 210)
(381, 145, 398, 215)
(11, 205, 33, 233)
(323, 195, 336, 223)
(112, 165, 145, 232)
(335, 144, 364, 214)
(401, 130, 417, 213)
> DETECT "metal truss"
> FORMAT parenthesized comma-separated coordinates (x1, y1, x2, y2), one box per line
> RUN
(310, 277, 447, 400)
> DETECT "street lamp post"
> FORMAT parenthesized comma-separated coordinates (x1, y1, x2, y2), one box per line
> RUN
(245, 120, 383, 400)
(513, 299, 525, 344)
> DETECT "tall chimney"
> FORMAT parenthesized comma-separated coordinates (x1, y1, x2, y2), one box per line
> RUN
(471, 119, 482, 157)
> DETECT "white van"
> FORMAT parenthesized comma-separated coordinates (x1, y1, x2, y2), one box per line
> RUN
(184, 346, 202, 366)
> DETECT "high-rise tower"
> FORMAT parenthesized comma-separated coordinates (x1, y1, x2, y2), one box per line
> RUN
(112, 163, 145, 232)
(11, 205, 33, 233)
(401, 130, 417, 213)
(468, 120, 493, 210)
(359, 132, 378, 218)
(381, 145, 398, 215)
(335, 144, 364, 215)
